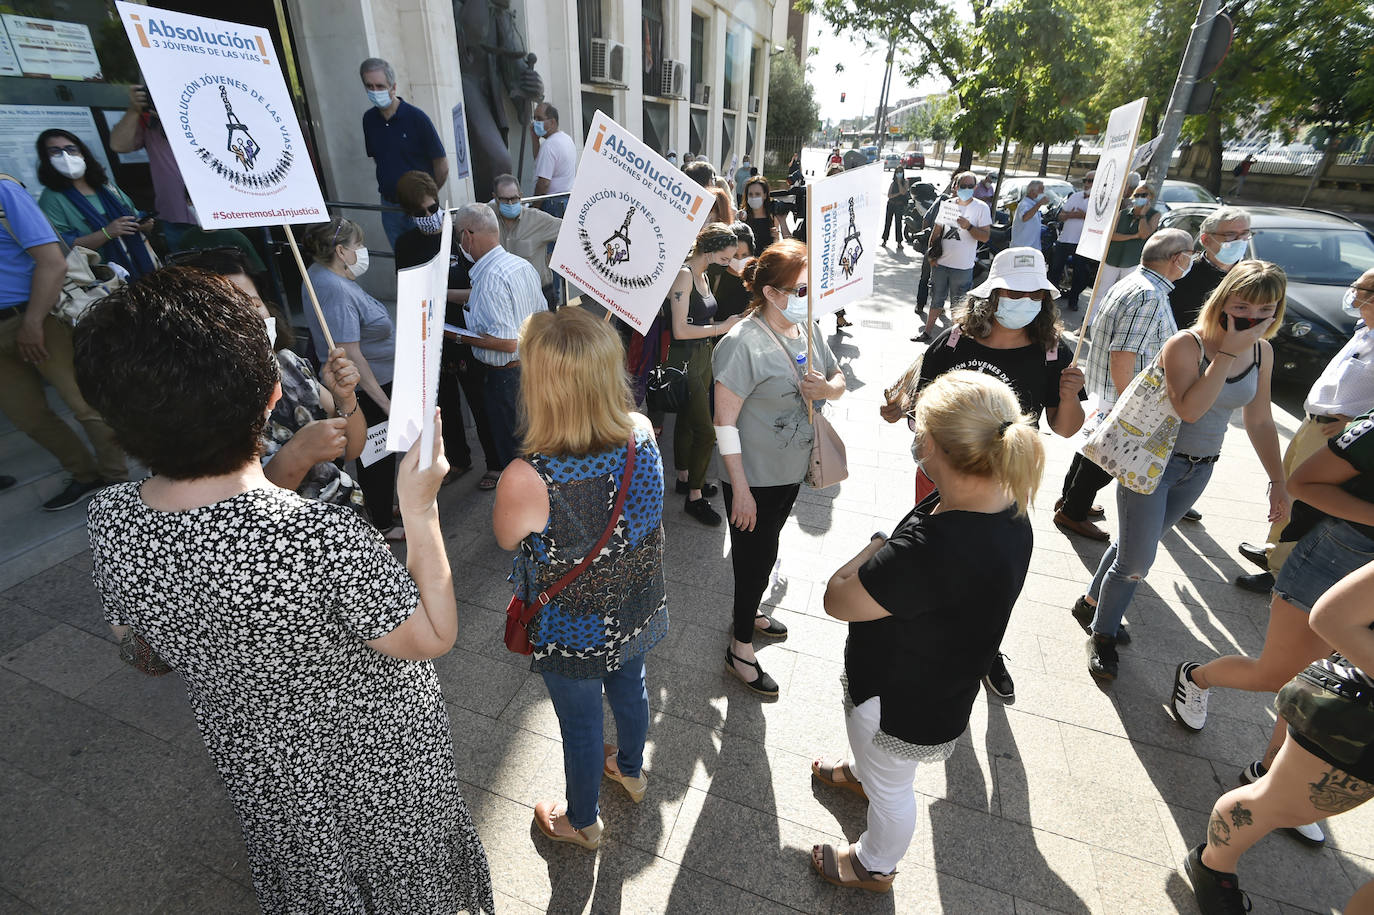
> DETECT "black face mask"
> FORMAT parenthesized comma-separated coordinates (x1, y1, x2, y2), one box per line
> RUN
(1222, 314, 1265, 331)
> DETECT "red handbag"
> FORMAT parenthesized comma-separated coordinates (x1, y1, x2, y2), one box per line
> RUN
(504, 436, 638, 655)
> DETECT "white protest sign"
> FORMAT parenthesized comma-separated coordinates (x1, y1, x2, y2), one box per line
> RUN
(360, 422, 390, 468)
(386, 209, 450, 469)
(1076, 97, 1146, 263)
(114, 2, 327, 230)
(550, 111, 711, 332)
(935, 198, 962, 228)
(1130, 134, 1161, 174)
(807, 163, 883, 317)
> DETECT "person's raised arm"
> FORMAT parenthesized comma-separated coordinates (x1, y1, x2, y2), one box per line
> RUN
(1309, 561, 1374, 675)
(824, 533, 894, 622)
(366, 416, 457, 660)
(1047, 363, 1086, 438)
(318, 347, 367, 460)
(1240, 342, 1288, 523)
(108, 86, 148, 154)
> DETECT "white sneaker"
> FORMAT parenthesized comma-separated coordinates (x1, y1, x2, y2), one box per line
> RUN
(1171, 661, 1209, 731)
(1239, 762, 1326, 846)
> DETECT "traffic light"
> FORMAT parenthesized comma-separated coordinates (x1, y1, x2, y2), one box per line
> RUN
(840, 92, 846, 103)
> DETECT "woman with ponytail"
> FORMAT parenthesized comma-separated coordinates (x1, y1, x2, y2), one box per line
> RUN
(811, 371, 1042, 893)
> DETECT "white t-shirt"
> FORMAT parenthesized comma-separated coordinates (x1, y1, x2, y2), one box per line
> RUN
(1057, 191, 1090, 244)
(535, 131, 577, 194)
(1306, 325, 1374, 418)
(936, 198, 991, 271)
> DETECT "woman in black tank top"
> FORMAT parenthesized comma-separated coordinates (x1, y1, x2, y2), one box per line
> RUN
(665, 224, 744, 526)
(739, 176, 787, 257)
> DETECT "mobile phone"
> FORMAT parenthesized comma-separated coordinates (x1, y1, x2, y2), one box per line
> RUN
(1222, 314, 1263, 331)
(136, 209, 158, 221)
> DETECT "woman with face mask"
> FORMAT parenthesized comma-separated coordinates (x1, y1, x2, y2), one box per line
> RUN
(712, 239, 847, 695)
(1091, 182, 1162, 308)
(737, 176, 789, 258)
(709, 222, 757, 323)
(901, 246, 1085, 700)
(304, 217, 402, 537)
(35, 129, 157, 279)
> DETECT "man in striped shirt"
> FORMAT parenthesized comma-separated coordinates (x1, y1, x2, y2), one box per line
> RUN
(1055, 229, 1193, 540)
(458, 203, 547, 470)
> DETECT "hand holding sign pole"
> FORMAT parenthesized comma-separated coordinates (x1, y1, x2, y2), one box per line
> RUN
(1071, 97, 1147, 366)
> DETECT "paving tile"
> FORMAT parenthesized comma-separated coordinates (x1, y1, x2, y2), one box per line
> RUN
(3, 562, 110, 638)
(433, 646, 531, 719)
(0, 597, 56, 655)
(1, 623, 125, 699)
(1058, 725, 1227, 814)
(75, 664, 199, 744)
(0, 887, 38, 913)
(455, 781, 561, 911)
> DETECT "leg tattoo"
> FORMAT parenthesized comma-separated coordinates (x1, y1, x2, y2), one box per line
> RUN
(1308, 768, 1374, 814)
(1207, 809, 1232, 846)
(1229, 801, 1253, 828)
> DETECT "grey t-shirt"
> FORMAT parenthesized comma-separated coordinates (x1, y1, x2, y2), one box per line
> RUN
(712, 315, 840, 487)
(304, 263, 397, 385)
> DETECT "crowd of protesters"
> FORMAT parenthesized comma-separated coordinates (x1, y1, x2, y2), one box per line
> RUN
(5, 57, 1374, 913)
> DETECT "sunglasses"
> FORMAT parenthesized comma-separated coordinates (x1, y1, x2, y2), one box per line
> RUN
(165, 245, 249, 266)
(778, 283, 808, 297)
(421, 202, 440, 215)
(905, 411, 917, 432)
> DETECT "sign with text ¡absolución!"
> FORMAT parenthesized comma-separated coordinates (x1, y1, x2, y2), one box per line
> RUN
(113, 2, 326, 230)
(807, 162, 882, 317)
(386, 209, 450, 470)
(550, 111, 711, 333)
(1076, 97, 1147, 263)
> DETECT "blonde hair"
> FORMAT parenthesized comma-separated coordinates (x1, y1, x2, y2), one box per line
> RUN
(305, 217, 363, 263)
(518, 306, 635, 457)
(1192, 259, 1287, 340)
(910, 370, 1044, 516)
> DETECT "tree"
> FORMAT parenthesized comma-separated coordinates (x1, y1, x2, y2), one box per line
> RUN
(766, 38, 821, 143)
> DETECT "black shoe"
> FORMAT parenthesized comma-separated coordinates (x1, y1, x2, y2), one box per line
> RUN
(1087, 633, 1119, 681)
(1185, 844, 1251, 915)
(1182, 507, 1203, 522)
(42, 478, 106, 512)
(684, 496, 722, 526)
(1234, 571, 1274, 594)
(725, 648, 779, 696)
(1071, 596, 1131, 645)
(1237, 541, 1269, 571)
(675, 479, 719, 497)
(1054, 497, 1105, 521)
(753, 612, 788, 638)
(911, 331, 932, 344)
(984, 652, 1015, 701)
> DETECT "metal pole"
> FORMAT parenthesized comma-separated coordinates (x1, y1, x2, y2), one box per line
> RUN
(1144, 0, 1219, 194)
(874, 33, 897, 160)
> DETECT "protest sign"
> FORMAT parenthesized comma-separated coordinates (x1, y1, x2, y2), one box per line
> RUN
(1130, 134, 1162, 174)
(807, 163, 882, 318)
(386, 209, 450, 469)
(114, 2, 327, 230)
(360, 422, 390, 468)
(550, 111, 710, 332)
(1076, 97, 1146, 263)
(934, 199, 962, 228)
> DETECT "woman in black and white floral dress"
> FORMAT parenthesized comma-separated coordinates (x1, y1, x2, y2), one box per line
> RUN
(74, 267, 493, 914)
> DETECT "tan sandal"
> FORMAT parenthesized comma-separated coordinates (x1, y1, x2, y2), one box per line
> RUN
(533, 800, 603, 849)
(812, 843, 895, 893)
(603, 744, 648, 803)
(811, 758, 868, 800)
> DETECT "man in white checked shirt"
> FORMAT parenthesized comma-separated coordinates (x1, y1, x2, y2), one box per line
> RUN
(457, 203, 547, 471)
(1234, 267, 1374, 593)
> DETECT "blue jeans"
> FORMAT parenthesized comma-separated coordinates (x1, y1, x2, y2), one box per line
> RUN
(541, 196, 568, 219)
(929, 264, 973, 313)
(380, 197, 411, 252)
(1088, 454, 1215, 637)
(540, 655, 650, 830)
(482, 363, 521, 469)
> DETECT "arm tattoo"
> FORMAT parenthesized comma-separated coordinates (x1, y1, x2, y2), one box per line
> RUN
(1207, 810, 1232, 846)
(674, 291, 683, 301)
(1229, 801, 1253, 828)
(1309, 768, 1374, 814)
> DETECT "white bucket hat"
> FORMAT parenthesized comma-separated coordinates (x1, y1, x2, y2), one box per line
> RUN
(968, 246, 1059, 300)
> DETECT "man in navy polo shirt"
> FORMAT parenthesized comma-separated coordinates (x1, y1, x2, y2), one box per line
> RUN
(360, 58, 448, 250)
(0, 174, 127, 510)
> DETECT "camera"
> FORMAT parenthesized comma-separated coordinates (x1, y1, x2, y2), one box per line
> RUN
(769, 187, 804, 219)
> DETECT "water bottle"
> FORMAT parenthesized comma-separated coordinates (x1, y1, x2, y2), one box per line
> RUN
(795, 352, 807, 371)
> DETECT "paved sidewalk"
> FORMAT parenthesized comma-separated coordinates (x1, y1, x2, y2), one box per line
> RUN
(2, 246, 1371, 913)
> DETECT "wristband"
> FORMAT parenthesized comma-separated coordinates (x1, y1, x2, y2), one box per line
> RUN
(337, 399, 359, 419)
(102, 227, 113, 241)
(715, 424, 741, 455)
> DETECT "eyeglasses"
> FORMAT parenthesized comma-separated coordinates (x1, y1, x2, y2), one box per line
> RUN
(958, 183, 976, 190)
(906, 412, 917, 432)
(165, 245, 246, 266)
(46, 144, 80, 157)
(778, 283, 808, 297)
(495, 195, 521, 205)
(1350, 284, 1374, 299)
(1211, 229, 1253, 242)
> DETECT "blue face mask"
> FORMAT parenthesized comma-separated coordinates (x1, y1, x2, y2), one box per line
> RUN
(1132, 196, 1150, 208)
(532, 119, 547, 137)
(1216, 238, 1248, 264)
(367, 88, 391, 108)
(498, 201, 522, 219)
(957, 187, 975, 202)
(995, 295, 1043, 330)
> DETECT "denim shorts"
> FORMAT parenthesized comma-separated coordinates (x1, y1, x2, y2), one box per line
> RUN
(1274, 517, 1374, 613)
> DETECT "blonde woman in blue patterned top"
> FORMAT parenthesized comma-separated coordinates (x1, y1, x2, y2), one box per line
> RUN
(494, 306, 668, 850)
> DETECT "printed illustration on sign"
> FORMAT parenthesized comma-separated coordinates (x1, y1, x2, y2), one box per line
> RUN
(603, 207, 634, 265)
(181, 76, 291, 193)
(1092, 158, 1118, 220)
(222, 86, 261, 170)
(838, 198, 864, 279)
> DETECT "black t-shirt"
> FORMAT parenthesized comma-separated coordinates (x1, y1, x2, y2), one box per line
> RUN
(393, 228, 471, 326)
(1327, 411, 1374, 539)
(851, 502, 1033, 745)
(916, 326, 1084, 425)
(1168, 257, 1227, 330)
(709, 264, 750, 321)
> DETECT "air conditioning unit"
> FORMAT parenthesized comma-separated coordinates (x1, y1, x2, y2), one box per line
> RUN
(660, 59, 686, 98)
(692, 83, 711, 105)
(590, 38, 625, 84)
(748, 96, 761, 114)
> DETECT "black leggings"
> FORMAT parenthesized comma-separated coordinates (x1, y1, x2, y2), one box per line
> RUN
(356, 382, 396, 531)
(722, 481, 801, 642)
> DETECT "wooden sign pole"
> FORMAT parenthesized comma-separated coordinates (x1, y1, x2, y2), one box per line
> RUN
(805, 174, 816, 422)
(282, 223, 336, 353)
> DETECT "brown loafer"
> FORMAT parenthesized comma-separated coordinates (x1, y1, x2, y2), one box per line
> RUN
(1054, 511, 1110, 542)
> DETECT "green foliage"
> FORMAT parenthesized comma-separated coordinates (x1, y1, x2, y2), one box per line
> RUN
(766, 38, 821, 141)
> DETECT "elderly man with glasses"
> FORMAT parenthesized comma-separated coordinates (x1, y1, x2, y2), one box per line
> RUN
(488, 173, 563, 311)
(1169, 206, 1253, 328)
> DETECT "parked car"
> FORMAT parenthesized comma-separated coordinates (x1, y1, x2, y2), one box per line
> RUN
(883, 152, 902, 170)
(902, 149, 925, 169)
(1160, 204, 1374, 384)
(1156, 180, 1223, 213)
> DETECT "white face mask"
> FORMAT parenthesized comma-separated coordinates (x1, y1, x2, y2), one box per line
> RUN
(747, 195, 765, 209)
(264, 316, 277, 349)
(728, 257, 748, 274)
(51, 152, 86, 180)
(348, 246, 370, 278)
(1174, 253, 1193, 281)
(367, 88, 391, 109)
(1215, 238, 1248, 264)
(776, 292, 808, 324)
(994, 295, 1042, 330)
